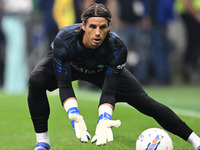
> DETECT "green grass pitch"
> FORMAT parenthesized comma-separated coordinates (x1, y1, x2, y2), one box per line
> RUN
(0, 84, 200, 150)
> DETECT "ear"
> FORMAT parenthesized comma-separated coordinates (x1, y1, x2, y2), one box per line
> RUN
(108, 22, 111, 31)
(82, 22, 86, 31)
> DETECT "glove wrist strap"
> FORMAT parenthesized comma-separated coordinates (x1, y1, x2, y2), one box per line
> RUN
(98, 105, 113, 122)
(63, 97, 80, 116)
(67, 107, 80, 115)
(98, 112, 111, 122)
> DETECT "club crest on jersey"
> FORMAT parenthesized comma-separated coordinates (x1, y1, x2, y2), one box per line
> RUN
(117, 63, 126, 69)
(97, 65, 104, 68)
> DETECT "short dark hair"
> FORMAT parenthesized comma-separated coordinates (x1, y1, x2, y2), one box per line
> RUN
(81, 3, 111, 24)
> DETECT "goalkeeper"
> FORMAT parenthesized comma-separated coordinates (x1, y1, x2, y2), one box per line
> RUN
(28, 3, 200, 150)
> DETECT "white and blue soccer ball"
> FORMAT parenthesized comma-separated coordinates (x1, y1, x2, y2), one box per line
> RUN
(136, 128, 173, 150)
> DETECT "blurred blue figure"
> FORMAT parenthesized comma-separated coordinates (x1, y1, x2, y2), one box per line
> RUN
(74, 0, 84, 23)
(28, 0, 59, 73)
(143, 0, 175, 85)
(108, 0, 149, 84)
(39, 0, 59, 49)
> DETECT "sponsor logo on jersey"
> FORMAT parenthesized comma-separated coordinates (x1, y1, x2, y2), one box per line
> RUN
(117, 63, 126, 69)
(71, 63, 105, 74)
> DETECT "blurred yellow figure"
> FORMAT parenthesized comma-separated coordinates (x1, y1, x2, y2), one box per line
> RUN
(53, 0, 75, 29)
(53, 0, 77, 87)
(176, 0, 200, 13)
(175, 0, 200, 83)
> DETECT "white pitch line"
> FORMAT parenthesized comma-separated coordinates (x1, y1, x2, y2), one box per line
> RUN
(172, 107, 200, 119)
(117, 103, 200, 119)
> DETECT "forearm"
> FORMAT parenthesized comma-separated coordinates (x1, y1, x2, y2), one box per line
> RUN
(59, 87, 76, 105)
(99, 74, 121, 107)
(99, 103, 114, 110)
(63, 97, 78, 112)
(99, 90, 116, 107)
(182, 0, 198, 15)
(182, 0, 200, 22)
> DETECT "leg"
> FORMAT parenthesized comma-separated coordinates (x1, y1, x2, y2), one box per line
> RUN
(28, 53, 57, 149)
(127, 95, 192, 140)
(115, 69, 192, 140)
(126, 95, 200, 149)
(28, 52, 57, 133)
(28, 70, 57, 133)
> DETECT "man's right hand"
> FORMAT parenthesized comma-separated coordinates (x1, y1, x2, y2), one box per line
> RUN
(64, 98, 91, 143)
(68, 113, 91, 143)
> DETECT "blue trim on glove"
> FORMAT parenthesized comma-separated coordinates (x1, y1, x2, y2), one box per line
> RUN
(98, 112, 111, 123)
(67, 107, 80, 115)
(67, 107, 80, 130)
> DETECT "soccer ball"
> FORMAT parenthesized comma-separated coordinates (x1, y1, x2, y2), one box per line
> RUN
(136, 128, 173, 150)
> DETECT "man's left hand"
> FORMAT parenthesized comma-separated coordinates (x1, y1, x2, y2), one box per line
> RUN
(91, 119, 121, 145)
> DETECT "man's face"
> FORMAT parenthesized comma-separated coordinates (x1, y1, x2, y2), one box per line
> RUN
(82, 17, 110, 49)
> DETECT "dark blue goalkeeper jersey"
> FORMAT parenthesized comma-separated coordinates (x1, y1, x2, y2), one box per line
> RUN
(52, 23, 127, 105)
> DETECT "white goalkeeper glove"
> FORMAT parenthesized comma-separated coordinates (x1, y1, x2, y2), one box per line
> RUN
(91, 105, 121, 146)
(64, 98, 91, 143)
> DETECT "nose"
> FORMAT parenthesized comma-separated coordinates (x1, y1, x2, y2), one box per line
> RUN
(95, 28, 100, 37)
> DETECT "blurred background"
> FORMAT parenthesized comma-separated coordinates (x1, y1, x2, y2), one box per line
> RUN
(0, 0, 200, 94)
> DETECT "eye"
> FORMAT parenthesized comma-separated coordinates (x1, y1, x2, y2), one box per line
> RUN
(89, 24, 96, 29)
(100, 25, 107, 29)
